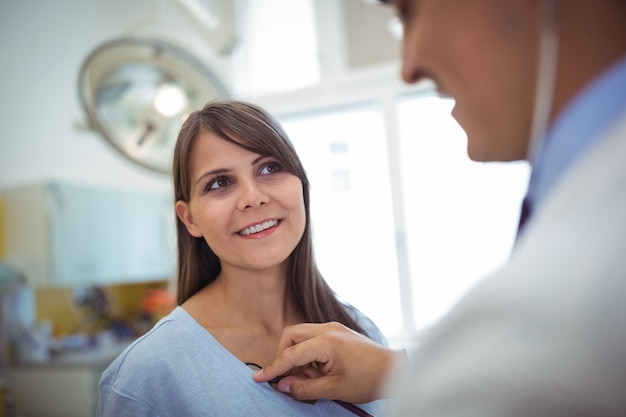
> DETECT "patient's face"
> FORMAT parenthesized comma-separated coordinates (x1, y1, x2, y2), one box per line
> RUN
(176, 131, 306, 273)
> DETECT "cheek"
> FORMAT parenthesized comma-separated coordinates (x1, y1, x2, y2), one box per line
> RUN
(295, 198, 306, 238)
(449, 37, 534, 160)
(466, 59, 536, 161)
(189, 201, 227, 242)
(284, 181, 307, 237)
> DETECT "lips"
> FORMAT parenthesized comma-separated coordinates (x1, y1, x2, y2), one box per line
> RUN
(238, 220, 279, 236)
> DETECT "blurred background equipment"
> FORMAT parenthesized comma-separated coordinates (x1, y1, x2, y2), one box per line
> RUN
(78, 0, 235, 174)
(78, 37, 230, 174)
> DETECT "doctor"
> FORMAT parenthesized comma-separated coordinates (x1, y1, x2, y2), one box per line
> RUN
(254, 0, 626, 415)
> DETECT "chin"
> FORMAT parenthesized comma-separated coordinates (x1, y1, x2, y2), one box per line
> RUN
(466, 143, 505, 163)
(466, 141, 490, 162)
(466, 151, 491, 162)
(467, 147, 525, 163)
(466, 132, 529, 162)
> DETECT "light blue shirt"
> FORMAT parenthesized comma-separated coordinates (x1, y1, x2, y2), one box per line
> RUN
(98, 306, 388, 417)
(527, 55, 626, 212)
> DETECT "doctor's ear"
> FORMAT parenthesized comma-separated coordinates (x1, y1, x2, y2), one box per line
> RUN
(175, 201, 203, 238)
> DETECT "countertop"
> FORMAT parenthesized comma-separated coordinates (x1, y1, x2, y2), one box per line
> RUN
(13, 337, 133, 369)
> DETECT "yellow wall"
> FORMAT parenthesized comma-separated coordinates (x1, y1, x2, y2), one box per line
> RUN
(35, 280, 174, 337)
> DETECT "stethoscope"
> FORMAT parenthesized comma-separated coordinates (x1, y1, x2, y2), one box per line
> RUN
(524, 0, 559, 196)
(246, 363, 376, 417)
(515, 0, 559, 240)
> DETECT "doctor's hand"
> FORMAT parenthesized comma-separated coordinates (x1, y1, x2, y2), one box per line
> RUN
(252, 322, 407, 404)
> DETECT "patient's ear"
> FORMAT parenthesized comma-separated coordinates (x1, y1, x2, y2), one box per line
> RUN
(176, 201, 203, 238)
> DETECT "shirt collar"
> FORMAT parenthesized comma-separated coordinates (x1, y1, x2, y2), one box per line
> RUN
(526, 55, 626, 209)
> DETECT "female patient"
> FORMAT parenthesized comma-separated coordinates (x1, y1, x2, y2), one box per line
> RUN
(97, 99, 387, 416)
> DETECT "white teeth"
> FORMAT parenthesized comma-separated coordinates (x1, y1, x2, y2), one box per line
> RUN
(240, 220, 278, 236)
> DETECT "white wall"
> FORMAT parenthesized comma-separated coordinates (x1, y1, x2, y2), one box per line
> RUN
(0, 0, 231, 192)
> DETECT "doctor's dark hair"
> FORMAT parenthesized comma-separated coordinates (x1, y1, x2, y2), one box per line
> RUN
(172, 99, 365, 334)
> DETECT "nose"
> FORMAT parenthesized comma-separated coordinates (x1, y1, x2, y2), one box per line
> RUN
(237, 178, 270, 210)
(401, 25, 425, 84)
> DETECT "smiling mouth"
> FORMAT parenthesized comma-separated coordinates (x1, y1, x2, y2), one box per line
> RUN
(238, 220, 279, 236)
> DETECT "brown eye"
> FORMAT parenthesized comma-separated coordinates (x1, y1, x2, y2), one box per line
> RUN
(207, 176, 232, 191)
(259, 162, 283, 176)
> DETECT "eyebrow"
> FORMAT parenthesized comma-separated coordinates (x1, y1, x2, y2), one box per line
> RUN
(194, 154, 269, 186)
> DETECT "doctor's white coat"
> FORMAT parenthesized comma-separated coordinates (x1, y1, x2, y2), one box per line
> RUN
(390, 108, 626, 416)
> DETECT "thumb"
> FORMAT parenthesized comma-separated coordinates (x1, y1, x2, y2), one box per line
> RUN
(252, 359, 293, 383)
(276, 374, 339, 401)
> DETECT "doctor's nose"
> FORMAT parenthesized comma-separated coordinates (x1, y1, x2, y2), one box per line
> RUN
(401, 26, 425, 84)
(237, 180, 270, 210)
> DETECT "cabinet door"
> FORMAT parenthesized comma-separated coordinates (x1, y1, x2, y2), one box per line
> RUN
(4, 182, 174, 286)
(48, 183, 127, 285)
(11, 365, 100, 417)
(122, 191, 174, 281)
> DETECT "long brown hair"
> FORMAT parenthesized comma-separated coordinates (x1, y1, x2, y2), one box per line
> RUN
(172, 99, 365, 334)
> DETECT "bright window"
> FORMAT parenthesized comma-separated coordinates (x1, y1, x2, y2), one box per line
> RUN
(397, 93, 531, 331)
(280, 104, 404, 337)
(277, 95, 530, 343)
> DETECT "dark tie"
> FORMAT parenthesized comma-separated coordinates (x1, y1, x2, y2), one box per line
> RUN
(517, 196, 532, 235)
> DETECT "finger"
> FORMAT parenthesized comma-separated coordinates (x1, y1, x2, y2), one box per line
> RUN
(276, 374, 340, 401)
(253, 338, 328, 382)
(273, 374, 306, 394)
(300, 364, 322, 379)
(274, 322, 336, 353)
